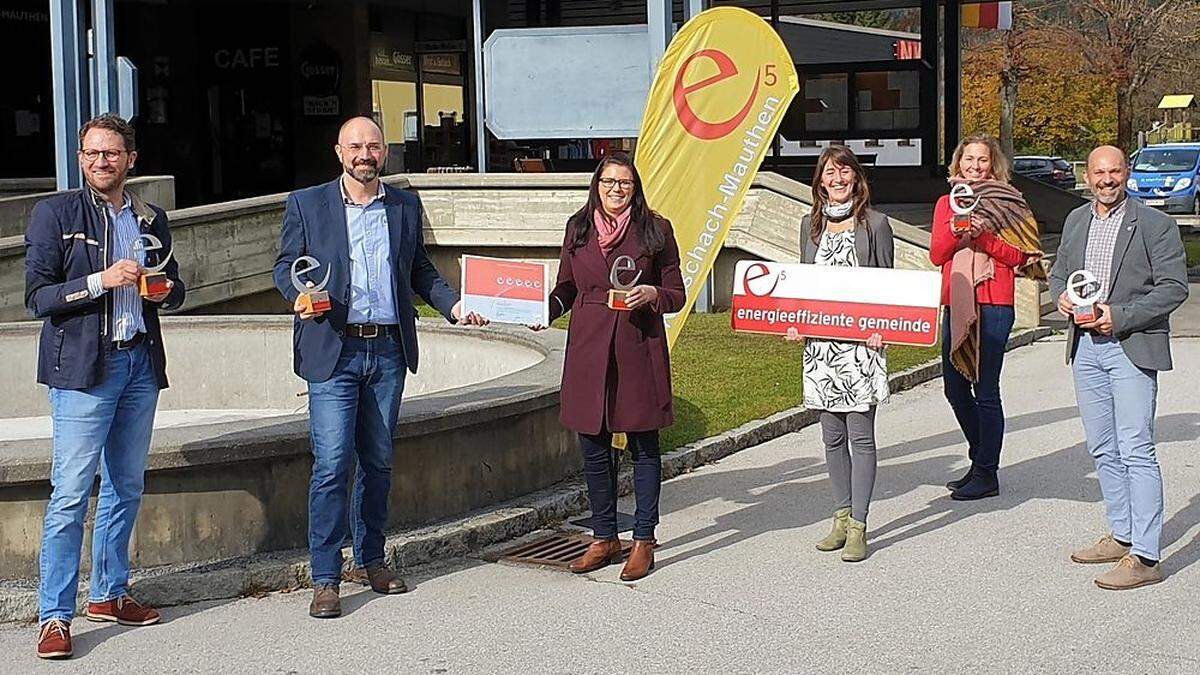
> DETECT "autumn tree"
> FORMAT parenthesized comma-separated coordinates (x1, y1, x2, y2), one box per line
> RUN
(1039, 0, 1200, 150)
(961, 33, 1116, 158)
(960, 2, 1065, 157)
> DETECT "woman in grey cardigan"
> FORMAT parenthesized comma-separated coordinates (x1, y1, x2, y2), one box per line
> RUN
(791, 145, 894, 562)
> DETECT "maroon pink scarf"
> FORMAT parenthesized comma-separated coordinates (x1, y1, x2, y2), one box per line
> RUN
(594, 207, 632, 256)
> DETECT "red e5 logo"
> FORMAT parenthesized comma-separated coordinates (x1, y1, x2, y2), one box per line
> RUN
(672, 49, 761, 141)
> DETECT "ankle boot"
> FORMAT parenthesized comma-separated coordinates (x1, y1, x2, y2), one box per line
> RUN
(945, 466, 974, 491)
(950, 472, 999, 501)
(816, 508, 851, 551)
(842, 518, 868, 562)
(569, 538, 623, 574)
(620, 540, 655, 581)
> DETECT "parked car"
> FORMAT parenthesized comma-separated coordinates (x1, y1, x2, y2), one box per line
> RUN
(1013, 155, 1077, 191)
(1127, 143, 1200, 215)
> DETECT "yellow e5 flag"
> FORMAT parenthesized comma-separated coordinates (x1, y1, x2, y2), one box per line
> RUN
(636, 6, 799, 350)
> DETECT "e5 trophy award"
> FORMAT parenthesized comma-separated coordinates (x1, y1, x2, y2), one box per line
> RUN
(1066, 269, 1101, 324)
(607, 254, 643, 311)
(130, 233, 173, 298)
(291, 255, 332, 315)
(949, 183, 981, 235)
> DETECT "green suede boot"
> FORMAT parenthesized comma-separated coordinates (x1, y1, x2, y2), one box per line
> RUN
(842, 518, 868, 562)
(815, 508, 851, 551)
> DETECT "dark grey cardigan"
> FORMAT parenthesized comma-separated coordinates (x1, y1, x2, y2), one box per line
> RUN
(799, 208, 895, 269)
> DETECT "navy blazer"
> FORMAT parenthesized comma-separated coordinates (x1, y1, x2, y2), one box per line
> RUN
(273, 178, 459, 383)
(24, 189, 186, 390)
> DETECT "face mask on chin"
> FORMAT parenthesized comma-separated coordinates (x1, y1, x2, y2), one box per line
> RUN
(822, 199, 854, 221)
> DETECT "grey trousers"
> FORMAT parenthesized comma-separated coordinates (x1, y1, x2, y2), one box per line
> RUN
(819, 407, 878, 523)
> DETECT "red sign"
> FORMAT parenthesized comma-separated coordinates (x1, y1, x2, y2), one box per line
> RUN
(463, 257, 546, 302)
(730, 261, 942, 346)
(733, 294, 939, 345)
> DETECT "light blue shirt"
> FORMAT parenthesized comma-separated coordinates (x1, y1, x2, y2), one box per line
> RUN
(342, 178, 398, 325)
(86, 192, 145, 341)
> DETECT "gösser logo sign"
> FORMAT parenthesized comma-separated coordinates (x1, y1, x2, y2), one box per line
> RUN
(672, 48, 778, 140)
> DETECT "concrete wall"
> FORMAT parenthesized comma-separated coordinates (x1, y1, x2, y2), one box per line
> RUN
(0, 178, 56, 199)
(0, 319, 575, 579)
(0, 316, 542, 418)
(1011, 174, 1087, 235)
(0, 175, 176, 238)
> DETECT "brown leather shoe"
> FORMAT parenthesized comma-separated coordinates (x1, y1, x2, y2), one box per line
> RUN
(309, 585, 341, 618)
(1095, 555, 1163, 590)
(620, 540, 655, 581)
(342, 566, 370, 586)
(85, 595, 161, 626)
(569, 538, 623, 574)
(365, 565, 408, 594)
(1071, 533, 1131, 564)
(36, 619, 72, 660)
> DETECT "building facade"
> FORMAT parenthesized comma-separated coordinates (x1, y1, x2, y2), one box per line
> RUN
(11, 0, 963, 206)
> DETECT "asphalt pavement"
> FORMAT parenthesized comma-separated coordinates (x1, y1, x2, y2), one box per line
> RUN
(2, 337, 1198, 673)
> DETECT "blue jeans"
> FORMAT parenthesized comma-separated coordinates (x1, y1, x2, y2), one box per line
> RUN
(39, 343, 159, 623)
(1072, 333, 1162, 560)
(307, 334, 405, 586)
(941, 304, 1015, 477)
(579, 431, 661, 541)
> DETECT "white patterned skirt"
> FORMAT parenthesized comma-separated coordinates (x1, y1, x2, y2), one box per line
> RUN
(802, 338, 890, 413)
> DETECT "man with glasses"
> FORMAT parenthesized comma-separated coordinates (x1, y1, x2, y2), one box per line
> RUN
(25, 113, 184, 659)
(273, 116, 486, 619)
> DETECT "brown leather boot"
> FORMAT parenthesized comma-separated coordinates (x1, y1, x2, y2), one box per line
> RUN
(620, 540, 655, 581)
(309, 585, 341, 619)
(569, 538, 623, 573)
(365, 565, 408, 594)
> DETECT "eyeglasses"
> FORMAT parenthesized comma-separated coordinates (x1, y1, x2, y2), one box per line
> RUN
(80, 149, 126, 163)
(598, 178, 635, 190)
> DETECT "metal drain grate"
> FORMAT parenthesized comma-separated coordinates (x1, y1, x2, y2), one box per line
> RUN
(497, 532, 632, 570)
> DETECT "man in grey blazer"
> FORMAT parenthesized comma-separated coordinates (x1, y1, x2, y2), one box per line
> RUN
(1049, 145, 1188, 590)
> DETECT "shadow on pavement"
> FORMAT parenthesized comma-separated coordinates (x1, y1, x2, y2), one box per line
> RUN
(655, 406, 1200, 569)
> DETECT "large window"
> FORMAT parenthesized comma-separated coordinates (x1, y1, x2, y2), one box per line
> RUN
(372, 80, 418, 173)
(369, 6, 472, 172)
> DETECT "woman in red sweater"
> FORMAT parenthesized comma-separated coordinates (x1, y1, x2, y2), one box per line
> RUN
(930, 133, 1041, 500)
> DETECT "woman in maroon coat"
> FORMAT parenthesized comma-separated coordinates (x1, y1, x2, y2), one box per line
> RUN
(537, 152, 685, 581)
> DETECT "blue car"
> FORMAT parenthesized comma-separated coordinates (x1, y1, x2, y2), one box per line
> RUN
(1127, 143, 1200, 215)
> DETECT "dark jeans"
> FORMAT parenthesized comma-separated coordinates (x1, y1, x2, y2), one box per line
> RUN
(579, 431, 662, 541)
(306, 334, 405, 586)
(941, 304, 1015, 477)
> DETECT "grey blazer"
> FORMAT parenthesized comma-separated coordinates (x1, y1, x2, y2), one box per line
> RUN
(800, 208, 895, 269)
(1049, 198, 1188, 371)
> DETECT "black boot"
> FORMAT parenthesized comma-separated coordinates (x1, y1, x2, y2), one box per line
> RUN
(945, 467, 973, 491)
(951, 471, 999, 501)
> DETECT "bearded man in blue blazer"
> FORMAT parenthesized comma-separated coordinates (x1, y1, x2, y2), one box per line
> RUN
(273, 116, 485, 618)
